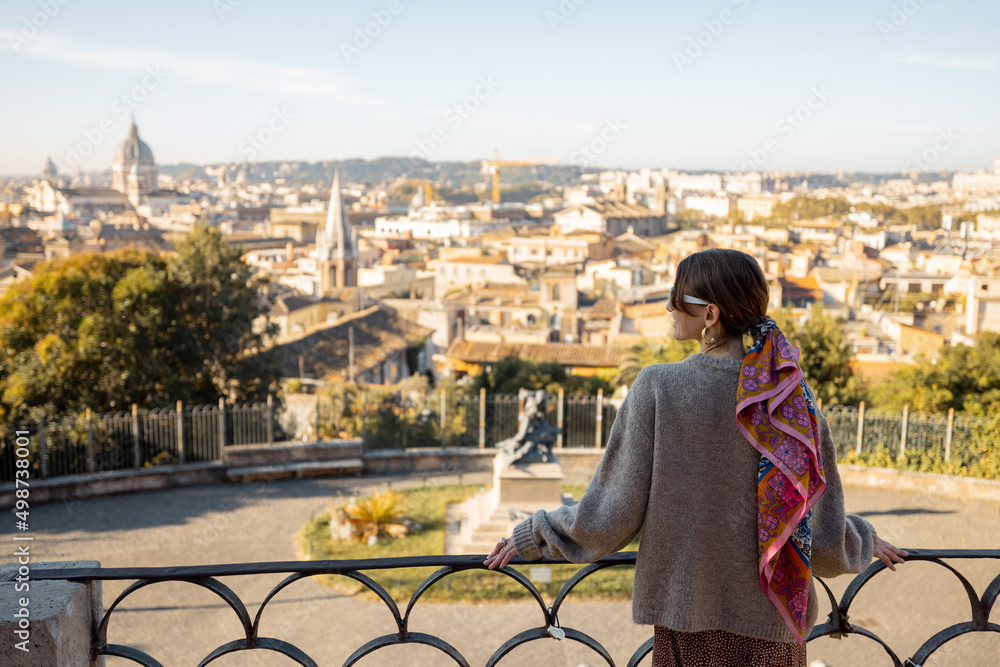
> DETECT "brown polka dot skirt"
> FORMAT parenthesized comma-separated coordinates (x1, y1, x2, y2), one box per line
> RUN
(652, 626, 807, 667)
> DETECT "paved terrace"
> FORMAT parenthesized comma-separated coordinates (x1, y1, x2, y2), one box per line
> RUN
(1, 473, 998, 666)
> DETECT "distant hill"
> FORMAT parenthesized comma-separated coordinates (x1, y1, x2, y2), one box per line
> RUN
(155, 157, 590, 190)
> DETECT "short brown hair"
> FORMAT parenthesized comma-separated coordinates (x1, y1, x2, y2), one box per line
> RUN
(670, 249, 769, 341)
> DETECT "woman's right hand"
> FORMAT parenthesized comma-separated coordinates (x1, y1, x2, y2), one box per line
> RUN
(874, 537, 908, 571)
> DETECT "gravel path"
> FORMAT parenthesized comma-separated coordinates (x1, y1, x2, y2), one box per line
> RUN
(2, 473, 998, 666)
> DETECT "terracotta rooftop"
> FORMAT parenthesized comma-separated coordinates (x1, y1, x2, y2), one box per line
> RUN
(271, 305, 433, 382)
(557, 200, 662, 219)
(437, 255, 507, 265)
(581, 296, 619, 318)
(779, 275, 823, 301)
(269, 294, 317, 316)
(445, 340, 630, 368)
(444, 285, 540, 308)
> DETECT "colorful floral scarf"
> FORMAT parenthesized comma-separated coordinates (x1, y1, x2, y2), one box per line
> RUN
(735, 318, 826, 643)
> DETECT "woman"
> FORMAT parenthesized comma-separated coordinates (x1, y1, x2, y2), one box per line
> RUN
(484, 249, 907, 666)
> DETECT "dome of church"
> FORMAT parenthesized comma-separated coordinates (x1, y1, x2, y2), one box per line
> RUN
(112, 121, 157, 196)
(114, 122, 155, 164)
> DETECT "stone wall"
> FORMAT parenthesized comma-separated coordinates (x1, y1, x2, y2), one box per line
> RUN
(0, 561, 103, 666)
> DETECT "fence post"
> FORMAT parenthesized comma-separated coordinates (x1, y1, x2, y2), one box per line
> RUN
(266, 394, 274, 447)
(176, 400, 185, 465)
(855, 401, 865, 456)
(556, 387, 564, 449)
(595, 388, 604, 449)
(361, 399, 368, 448)
(440, 389, 447, 449)
(401, 398, 407, 450)
(131, 404, 141, 468)
(38, 416, 48, 479)
(944, 407, 954, 462)
(218, 398, 226, 464)
(897, 404, 909, 460)
(478, 388, 486, 449)
(85, 408, 95, 474)
(315, 392, 321, 443)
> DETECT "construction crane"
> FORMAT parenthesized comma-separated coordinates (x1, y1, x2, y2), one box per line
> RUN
(481, 149, 554, 205)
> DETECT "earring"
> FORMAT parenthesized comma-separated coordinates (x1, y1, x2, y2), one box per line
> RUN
(701, 327, 717, 345)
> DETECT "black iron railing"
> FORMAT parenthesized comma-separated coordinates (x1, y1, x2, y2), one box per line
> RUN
(31, 549, 1000, 667)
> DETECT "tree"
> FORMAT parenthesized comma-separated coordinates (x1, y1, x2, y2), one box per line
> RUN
(771, 307, 866, 407)
(854, 202, 942, 230)
(471, 356, 611, 396)
(769, 196, 851, 224)
(0, 225, 279, 421)
(613, 339, 697, 388)
(869, 333, 1000, 414)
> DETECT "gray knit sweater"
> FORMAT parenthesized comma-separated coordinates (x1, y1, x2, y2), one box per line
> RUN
(511, 353, 878, 643)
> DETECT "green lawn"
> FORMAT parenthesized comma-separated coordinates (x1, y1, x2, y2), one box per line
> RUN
(294, 483, 638, 604)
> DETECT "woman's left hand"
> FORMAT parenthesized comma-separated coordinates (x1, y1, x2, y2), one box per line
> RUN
(484, 537, 518, 569)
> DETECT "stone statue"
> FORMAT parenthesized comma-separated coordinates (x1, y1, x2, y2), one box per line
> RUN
(494, 389, 561, 467)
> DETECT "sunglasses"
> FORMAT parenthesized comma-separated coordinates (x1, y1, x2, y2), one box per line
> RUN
(667, 286, 711, 311)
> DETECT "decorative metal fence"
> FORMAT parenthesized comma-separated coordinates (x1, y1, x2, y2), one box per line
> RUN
(0, 399, 288, 483)
(825, 402, 992, 467)
(27, 549, 1000, 666)
(824, 405, 859, 459)
(1, 393, 994, 483)
(413, 391, 617, 452)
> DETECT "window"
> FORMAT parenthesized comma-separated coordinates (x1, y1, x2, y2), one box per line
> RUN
(552, 284, 561, 301)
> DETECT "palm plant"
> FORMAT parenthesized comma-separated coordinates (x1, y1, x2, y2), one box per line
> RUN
(613, 339, 697, 387)
(341, 490, 409, 542)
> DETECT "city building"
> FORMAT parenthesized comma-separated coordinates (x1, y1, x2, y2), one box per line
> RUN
(112, 121, 158, 200)
(963, 274, 1000, 335)
(271, 305, 433, 386)
(736, 194, 778, 220)
(666, 171, 722, 196)
(553, 199, 666, 237)
(504, 227, 613, 267)
(443, 339, 630, 378)
(315, 170, 358, 294)
(373, 216, 506, 239)
(952, 156, 1000, 197)
(683, 195, 731, 219)
(433, 255, 522, 298)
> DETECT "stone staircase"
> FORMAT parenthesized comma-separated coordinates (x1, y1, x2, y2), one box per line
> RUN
(445, 500, 571, 556)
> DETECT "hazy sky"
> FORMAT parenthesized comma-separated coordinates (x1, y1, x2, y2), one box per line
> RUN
(2, 0, 998, 176)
